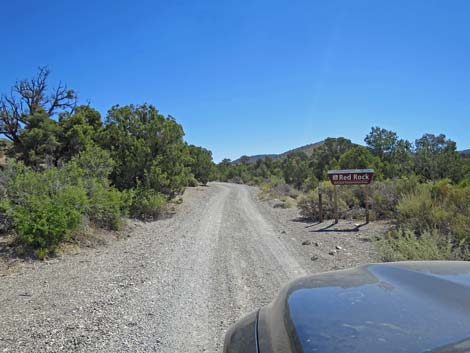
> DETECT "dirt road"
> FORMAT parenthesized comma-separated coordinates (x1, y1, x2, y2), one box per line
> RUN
(0, 183, 382, 352)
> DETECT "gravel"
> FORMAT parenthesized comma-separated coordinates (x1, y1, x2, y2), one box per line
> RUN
(0, 182, 388, 352)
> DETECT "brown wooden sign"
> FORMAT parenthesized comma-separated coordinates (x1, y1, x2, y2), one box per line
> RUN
(327, 169, 374, 185)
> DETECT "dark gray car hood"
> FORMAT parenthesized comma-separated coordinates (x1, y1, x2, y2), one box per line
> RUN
(257, 261, 470, 353)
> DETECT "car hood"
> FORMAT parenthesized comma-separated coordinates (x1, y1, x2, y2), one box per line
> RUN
(257, 261, 470, 353)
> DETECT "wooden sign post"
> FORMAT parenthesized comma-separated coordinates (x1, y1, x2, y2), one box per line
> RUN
(327, 169, 374, 224)
(365, 184, 370, 223)
(318, 182, 323, 222)
(333, 184, 338, 224)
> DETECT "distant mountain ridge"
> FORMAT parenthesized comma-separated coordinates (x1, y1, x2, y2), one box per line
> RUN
(232, 140, 325, 164)
(232, 142, 470, 164)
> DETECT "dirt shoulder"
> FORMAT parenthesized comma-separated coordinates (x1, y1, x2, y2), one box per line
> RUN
(252, 186, 391, 272)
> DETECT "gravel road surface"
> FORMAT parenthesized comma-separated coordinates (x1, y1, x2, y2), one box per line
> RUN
(0, 182, 382, 352)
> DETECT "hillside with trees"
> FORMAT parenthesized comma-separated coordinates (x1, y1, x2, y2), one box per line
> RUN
(0, 68, 215, 258)
(232, 140, 326, 164)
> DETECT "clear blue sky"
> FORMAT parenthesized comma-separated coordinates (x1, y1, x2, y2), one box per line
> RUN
(1, 0, 469, 162)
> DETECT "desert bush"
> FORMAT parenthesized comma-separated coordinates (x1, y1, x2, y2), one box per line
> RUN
(6, 164, 89, 251)
(68, 147, 126, 229)
(14, 186, 88, 255)
(377, 229, 458, 261)
(187, 145, 214, 185)
(343, 176, 419, 220)
(86, 180, 124, 230)
(297, 176, 421, 221)
(394, 174, 421, 194)
(259, 176, 293, 200)
(228, 176, 243, 184)
(0, 160, 129, 256)
(69, 146, 115, 182)
(100, 104, 193, 197)
(128, 187, 167, 220)
(369, 181, 398, 219)
(297, 192, 317, 219)
(301, 175, 319, 193)
(458, 177, 470, 188)
(396, 181, 470, 240)
(397, 184, 438, 232)
(278, 195, 296, 208)
(186, 175, 199, 187)
(377, 180, 470, 263)
(0, 198, 13, 233)
(271, 183, 293, 197)
(298, 182, 349, 220)
(369, 177, 417, 219)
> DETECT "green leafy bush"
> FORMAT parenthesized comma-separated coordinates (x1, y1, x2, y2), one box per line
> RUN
(14, 186, 88, 254)
(0, 161, 126, 256)
(259, 176, 291, 199)
(186, 175, 199, 187)
(187, 145, 214, 185)
(369, 176, 419, 219)
(69, 146, 115, 182)
(99, 104, 193, 196)
(128, 188, 167, 220)
(68, 148, 125, 230)
(458, 177, 470, 188)
(396, 181, 470, 241)
(374, 181, 470, 261)
(377, 229, 456, 262)
(87, 180, 124, 230)
(0, 198, 13, 233)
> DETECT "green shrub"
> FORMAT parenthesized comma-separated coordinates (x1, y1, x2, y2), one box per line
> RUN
(441, 186, 470, 241)
(34, 248, 48, 260)
(129, 188, 167, 220)
(186, 175, 199, 187)
(396, 187, 434, 233)
(259, 176, 297, 200)
(0, 198, 13, 233)
(370, 180, 401, 219)
(100, 104, 192, 197)
(55, 185, 89, 229)
(86, 180, 124, 230)
(0, 160, 126, 257)
(67, 148, 126, 230)
(377, 229, 457, 262)
(298, 181, 349, 220)
(228, 176, 243, 184)
(458, 177, 470, 188)
(69, 146, 115, 182)
(296, 176, 422, 222)
(396, 182, 470, 241)
(278, 195, 296, 208)
(301, 175, 319, 192)
(14, 186, 88, 254)
(297, 191, 318, 219)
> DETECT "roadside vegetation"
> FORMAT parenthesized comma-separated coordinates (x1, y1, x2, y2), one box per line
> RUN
(0, 68, 215, 258)
(2, 68, 469, 263)
(214, 129, 470, 261)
